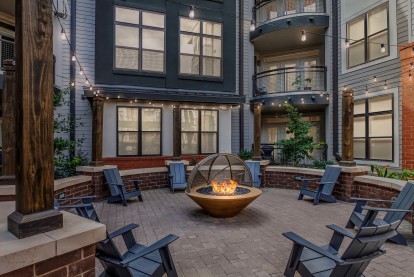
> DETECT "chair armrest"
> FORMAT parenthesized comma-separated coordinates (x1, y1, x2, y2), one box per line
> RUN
(57, 203, 93, 210)
(326, 224, 355, 239)
(56, 195, 96, 201)
(294, 176, 321, 182)
(362, 206, 414, 214)
(108, 223, 139, 239)
(351, 197, 394, 204)
(120, 234, 179, 265)
(283, 232, 343, 264)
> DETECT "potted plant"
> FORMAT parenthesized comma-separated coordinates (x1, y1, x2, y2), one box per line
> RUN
(304, 78, 312, 90)
(291, 75, 304, 90)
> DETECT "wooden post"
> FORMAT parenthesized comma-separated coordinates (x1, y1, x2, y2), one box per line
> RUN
(2, 60, 16, 176)
(172, 105, 181, 160)
(8, 0, 63, 238)
(253, 103, 262, 161)
(90, 96, 104, 166)
(339, 90, 356, 167)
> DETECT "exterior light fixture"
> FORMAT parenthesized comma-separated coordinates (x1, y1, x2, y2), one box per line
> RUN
(250, 20, 256, 32)
(384, 80, 388, 89)
(71, 81, 75, 87)
(106, 97, 109, 100)
(71, 53, 76, 62)
(278, 104, 282, 107)
(301, 30, 306, 42)
(80, 69, 84, 75)
(85, 79, 89, 85)
(117, 95, 120, 99)
(345, 39, 350, 48)
(189, 5, 195, 18)
(380, 44, 386, 53)
(61, 28, 65, 40)
(373, 76, 377, 82)
(271, 102, 274, 106)
(89, 86, 93, 91)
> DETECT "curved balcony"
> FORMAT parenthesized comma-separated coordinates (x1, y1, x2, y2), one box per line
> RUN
(253, 0, 326, 26)
(253, 66, 327, 97)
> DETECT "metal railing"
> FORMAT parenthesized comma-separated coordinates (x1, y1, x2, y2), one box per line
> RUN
(253, 0, 326, 26)
(253, 66, 327, 96)
(260, 143, 328, 165)
(0, 38, 14, 70)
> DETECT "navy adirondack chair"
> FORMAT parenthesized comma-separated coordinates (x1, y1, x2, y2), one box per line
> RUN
(246, 161, 262, 188)
(283, 220, 400, 277)
(56, 198, 179, 277)
(55, 195, 98, 221)
(103, 168, 143, 206)
(346, 182, 414, 245)
(296, 166, 342, 205)
(168, 162, 187, 192)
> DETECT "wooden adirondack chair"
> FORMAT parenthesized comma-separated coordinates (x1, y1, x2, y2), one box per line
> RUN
(168, 162, 188, 192)
(296, 166, 342, 205)
(54, 196, 98, 221)
(346, 181, 414, 245)
(103, 168, 143, 206)
(246, 161, 262, 188)
(57, 198, 179, 277)
(283, 220, 400, 277)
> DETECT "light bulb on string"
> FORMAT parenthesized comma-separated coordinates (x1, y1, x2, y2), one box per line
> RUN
(365, 86, 368, 94)
(380, 44, 386, 53)
(89, 86, 93, 91)
(384, 80, 388, 90)
(117, 95, 120, 99)
(410, 71, 413, 81)
(411, 63, 414, 69)
(96, 90, 100, 94)
(373, 76, 377, 82)
(189, 5, 195, 18)
(250, 20, 255, 32)
(71, 53, 76, 62)
(301, 30, 306, 42)
(79, 69, 84, 75)
(85, 79, 90, 85)
(345, 39, 350, 48)
(71, 81, 75, 87)
(106, 97, 109, 100)
(61, 28, 66, 40)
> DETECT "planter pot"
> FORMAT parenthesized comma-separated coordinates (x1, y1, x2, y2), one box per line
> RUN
(304, 87, 312, 90)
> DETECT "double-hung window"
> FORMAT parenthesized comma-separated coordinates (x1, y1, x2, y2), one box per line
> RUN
(347, 3, 389, 68)
(353, 94, 393, 161)
(181, 109, 218, 154)
(179, 18, 222, 77)
(114, 6, 165, 72)
(117, 107, 162, 156)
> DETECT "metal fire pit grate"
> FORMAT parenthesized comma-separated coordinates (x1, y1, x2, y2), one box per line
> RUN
(196, 186, 251, 196)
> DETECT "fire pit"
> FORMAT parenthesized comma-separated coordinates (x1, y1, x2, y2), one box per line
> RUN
(186, 153, 262, 218)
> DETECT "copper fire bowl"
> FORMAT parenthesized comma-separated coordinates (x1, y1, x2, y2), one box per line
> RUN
(186, 185, 262, 218)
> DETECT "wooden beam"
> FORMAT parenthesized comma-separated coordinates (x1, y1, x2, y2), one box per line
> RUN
(172, 105, 181, 160)
(2, 60, 16, 177)
(339, 90, 356, 167)
(90, 97, 104, 166)
(8, 0, 62, 239)
(253, 103, 262, 161)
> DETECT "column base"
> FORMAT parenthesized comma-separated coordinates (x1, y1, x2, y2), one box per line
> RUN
(8, 209, 63, 239)
(171, 156, 181, 161)
(89, 161, 105, 167)
(339, 160, 357, 167)
(252, 156, 262, 161)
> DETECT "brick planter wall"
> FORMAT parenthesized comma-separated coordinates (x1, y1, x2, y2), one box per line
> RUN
(0, 244, 96, 277)
(102, 155, 207, 170)
(54, 180, 93, 200)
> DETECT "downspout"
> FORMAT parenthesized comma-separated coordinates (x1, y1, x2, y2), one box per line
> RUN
(69, 0, 76, 158)
(239, 0, 244, 151)
(332, 0, 339, 158)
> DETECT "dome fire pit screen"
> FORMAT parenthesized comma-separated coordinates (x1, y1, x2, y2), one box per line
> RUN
(186, 153, 262, 218)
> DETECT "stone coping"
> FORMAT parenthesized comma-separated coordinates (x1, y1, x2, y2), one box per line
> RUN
(354, 175, 407, 191)
(76, 165, 117, 173)
(54, 175, 92, 191)
(331, 165, 370, 173)
(245, 159, 271, 165)
(165, 160, 190, 166)
(0, 203, 106, 275)
(120, 167, 168, 176)
(0, 185, 15, 196)
(265, 166, 325, 176)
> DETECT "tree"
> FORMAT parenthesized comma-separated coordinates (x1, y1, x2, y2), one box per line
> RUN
(276, 104, 314, 166)
(54, 87, 88, 179)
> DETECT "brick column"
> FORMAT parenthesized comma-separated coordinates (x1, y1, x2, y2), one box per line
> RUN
(399, 43, 414, 169)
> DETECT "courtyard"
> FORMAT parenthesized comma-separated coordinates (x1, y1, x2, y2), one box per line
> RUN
(94, 188, 414, 277)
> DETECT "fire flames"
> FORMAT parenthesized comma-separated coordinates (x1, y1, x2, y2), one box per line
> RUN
(211, 179, 238, 195)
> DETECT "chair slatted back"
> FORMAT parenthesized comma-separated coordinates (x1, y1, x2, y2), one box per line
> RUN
(246, 161, 261, 184)
(332, 221, 399, 276)
(384, 182, 414, 223)
(320, 166, 342, 195)
(169, 163, 186, 184)
(103, 168, 125, 196)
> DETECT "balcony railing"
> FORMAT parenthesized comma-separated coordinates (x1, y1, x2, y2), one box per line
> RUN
(260, 143, 328, 165)
(253, 0, 326, 26)
(253, 66, 327, 97)
(0, 38, 15, 70)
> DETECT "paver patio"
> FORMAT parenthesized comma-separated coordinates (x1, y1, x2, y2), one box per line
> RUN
(94, 188, 414, 277)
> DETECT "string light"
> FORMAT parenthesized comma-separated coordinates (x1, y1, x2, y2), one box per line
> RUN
(301, 30, 306, 42)
(71, 81, 75, 87)
(380, 44, 386, 53)
(189, 5, 195, 18)
(409, 71, 412, 81)
(365, 86, 368, 94)
(106, 97, 109, 100)
(89, 86, 93, 91)
(411, 63, 414, 69)
(117, 95, 120, 99)
(71, 53, 76, 62)
(373, 76, 377, 82)
(320, 92, 323, 97)
(384, 80, 388, 89)
(85, 79, 90, 85)
(134, 99, 137, 102)
(345, 39, 350, 48)
(79, 69, 84, 75)
(344, 85, 347, 90)
(250, 20, 255, 32)
(60, 28, 65, 40)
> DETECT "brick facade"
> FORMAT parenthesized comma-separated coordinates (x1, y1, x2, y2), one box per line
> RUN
(102, 155, 207, 170)
(399, 42, 414, 169)
(0, 244, 96, 277)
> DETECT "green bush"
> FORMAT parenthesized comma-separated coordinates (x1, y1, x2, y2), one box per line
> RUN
(313, 160, 334, 169)
(238, 149, 253, 160)
(370, 164, 414, 180)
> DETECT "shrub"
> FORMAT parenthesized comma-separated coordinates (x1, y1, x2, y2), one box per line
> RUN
(370, 164, 414, 181)
(238, 149, 253, 160)
(313, 160, 334, 169)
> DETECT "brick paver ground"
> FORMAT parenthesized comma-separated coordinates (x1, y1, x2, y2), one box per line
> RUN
(94, 188, 414, 276)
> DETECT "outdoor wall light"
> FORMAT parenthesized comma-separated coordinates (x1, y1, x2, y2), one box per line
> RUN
(301, 30, 307, 42)
(189, 5, 195, 18)
(250, 20, 256, 32)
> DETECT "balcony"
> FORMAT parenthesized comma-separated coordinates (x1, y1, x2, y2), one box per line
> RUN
(0, 38, 14, 71)
(253, 65, 326, 97)
(253, 0, 326, 26)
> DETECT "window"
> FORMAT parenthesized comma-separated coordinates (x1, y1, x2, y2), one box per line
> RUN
(353, 94, 393, 161)
(347, 3, 389, 68)
(180, 18, 222, 77)
(117, 107, 161, 156)
(181, 109, 218, 154)
(114, 6, 165, 72)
